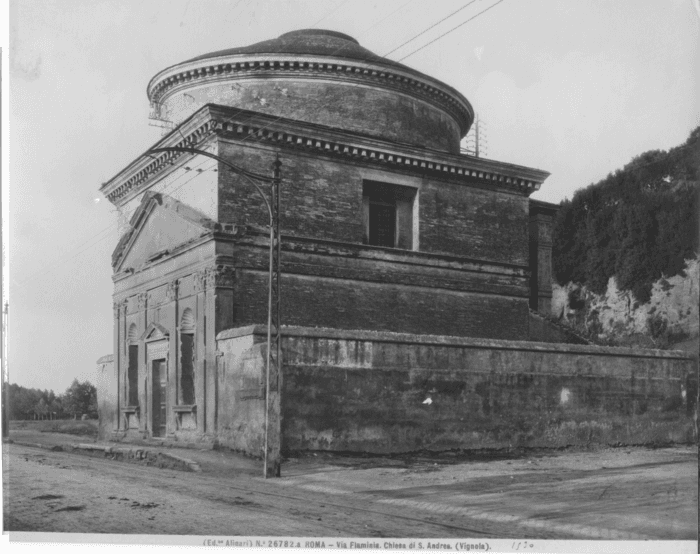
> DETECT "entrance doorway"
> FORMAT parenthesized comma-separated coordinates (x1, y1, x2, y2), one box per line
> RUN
(152, 359, 167, 437)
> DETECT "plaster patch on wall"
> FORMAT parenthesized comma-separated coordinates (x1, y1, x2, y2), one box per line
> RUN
(560, 388, 571, 405)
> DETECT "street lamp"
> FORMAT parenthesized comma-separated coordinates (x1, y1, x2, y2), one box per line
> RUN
(148, 147, 282, 478)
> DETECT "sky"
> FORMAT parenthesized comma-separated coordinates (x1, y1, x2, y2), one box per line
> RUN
(5, 0, 700, 393)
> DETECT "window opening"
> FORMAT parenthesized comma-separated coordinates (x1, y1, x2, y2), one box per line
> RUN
(362, 181, 416, 249)
(369, 200, 396, 247)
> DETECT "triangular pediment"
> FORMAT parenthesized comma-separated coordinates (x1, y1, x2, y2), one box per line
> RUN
(140, 322, 169, 342)
(113, 192, 217, 272)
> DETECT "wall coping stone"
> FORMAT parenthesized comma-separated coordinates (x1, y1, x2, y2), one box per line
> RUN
(216, 324, 694, 361)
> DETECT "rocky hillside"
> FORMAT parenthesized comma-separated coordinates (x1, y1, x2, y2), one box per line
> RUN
(552, 257, 699, 354)
(550, 126, 699, 353)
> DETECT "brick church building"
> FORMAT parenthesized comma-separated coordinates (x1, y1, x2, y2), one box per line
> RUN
(97, 30, 692, 453)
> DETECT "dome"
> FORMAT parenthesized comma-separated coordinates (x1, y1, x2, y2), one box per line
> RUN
(147, 29, 474, 153)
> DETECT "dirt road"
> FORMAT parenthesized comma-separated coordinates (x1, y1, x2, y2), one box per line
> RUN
(3, 442, 697, 540)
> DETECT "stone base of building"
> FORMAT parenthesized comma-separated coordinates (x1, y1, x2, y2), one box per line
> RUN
(98, 326, 697, 455)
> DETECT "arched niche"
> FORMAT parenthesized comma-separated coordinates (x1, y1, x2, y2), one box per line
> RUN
(179, 308, 195, 406)
(126, 323, 139, 407)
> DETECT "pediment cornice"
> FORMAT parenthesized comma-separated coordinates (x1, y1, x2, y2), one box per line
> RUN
(111, 191, 217, 272)
(140, 322, 169, 342)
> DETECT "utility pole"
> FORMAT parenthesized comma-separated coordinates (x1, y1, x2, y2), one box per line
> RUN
(1, 48, 6, 439)
(148, 146, 282, 478)
(1, 303, 7, 439)
(264, 157, 282, 478)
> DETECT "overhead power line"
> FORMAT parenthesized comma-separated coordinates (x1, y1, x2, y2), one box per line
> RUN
(384, 0, 479, 57)
(312, 0, 351, 27)
(28, 3, 501, 291)
(41, 11, 404, 284)
(360, 0, 419, 38)
(13, 158, 217, 289)
(397, 0, 506, 62)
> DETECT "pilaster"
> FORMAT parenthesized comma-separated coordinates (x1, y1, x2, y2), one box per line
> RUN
(529, 200, 558, 316)
(194, 270, 207, 434)
(166, 279, 179, 436)
(204, 268, 218, 435)
(137, 291, 150, 433)
(112, 301, 121, 431)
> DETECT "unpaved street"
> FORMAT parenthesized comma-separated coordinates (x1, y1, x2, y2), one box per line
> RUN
(3, 442, 697, 540)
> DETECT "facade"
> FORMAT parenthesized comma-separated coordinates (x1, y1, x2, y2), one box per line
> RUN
(97, 30, 693, 450)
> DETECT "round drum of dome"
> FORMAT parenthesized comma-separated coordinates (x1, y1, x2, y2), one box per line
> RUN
(147, 29, 474, 154)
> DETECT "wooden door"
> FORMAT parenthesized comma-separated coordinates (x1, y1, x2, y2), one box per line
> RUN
(151, 359, 167, 437)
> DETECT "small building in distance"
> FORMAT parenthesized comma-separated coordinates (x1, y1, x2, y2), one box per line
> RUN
(96, 30, 694, 453)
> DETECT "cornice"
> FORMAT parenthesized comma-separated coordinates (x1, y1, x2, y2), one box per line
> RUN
(112, 262, 236, 306)
(529, 198, 560, 216)
(100, 114, 218, 204)
(222, 225, 531, 275)
(146, 53, 473, 136)
(101, 104, 550, 205)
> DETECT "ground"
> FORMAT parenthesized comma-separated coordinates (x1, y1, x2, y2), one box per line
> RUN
(3, 424, 697, 542)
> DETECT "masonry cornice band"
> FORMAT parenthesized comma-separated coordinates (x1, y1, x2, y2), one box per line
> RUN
(101, 105, 550, 205)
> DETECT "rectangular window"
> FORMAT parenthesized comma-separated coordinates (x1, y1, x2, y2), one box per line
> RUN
(362, 181, 416, 249)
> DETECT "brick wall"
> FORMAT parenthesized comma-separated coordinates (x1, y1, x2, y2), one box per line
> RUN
(419, 183, 529, 265)
(221, 234, 531, 339)
(217, 141, 530, 267)
(233, 269, 529, 340)
(165, 80, 462, 153)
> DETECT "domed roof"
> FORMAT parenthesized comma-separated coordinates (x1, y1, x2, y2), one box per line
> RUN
(147, 28, 475, 153)
(186, 29, 410, 72)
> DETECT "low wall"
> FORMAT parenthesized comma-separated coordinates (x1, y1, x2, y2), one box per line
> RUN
(528, 311, 589, 345)
(95, 354, 116, 441)
(215, 332, 267, 455)
(217, 326, 697, 455)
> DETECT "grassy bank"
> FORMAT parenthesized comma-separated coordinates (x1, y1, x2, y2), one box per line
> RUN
(10, 419, 98, 438)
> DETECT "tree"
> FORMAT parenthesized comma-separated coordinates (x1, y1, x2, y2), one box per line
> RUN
(9, 384, 44, 419)
(49, 397, 65, 419)
(615, 202, 658, 303)
(553, 196, 588, 284)
(62, 379, 98, 419)
(35, 398, 49, 420)
(552, 125, 700, 303)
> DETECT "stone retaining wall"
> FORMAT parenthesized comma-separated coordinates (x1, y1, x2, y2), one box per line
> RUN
(216, 326, 697, 455)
